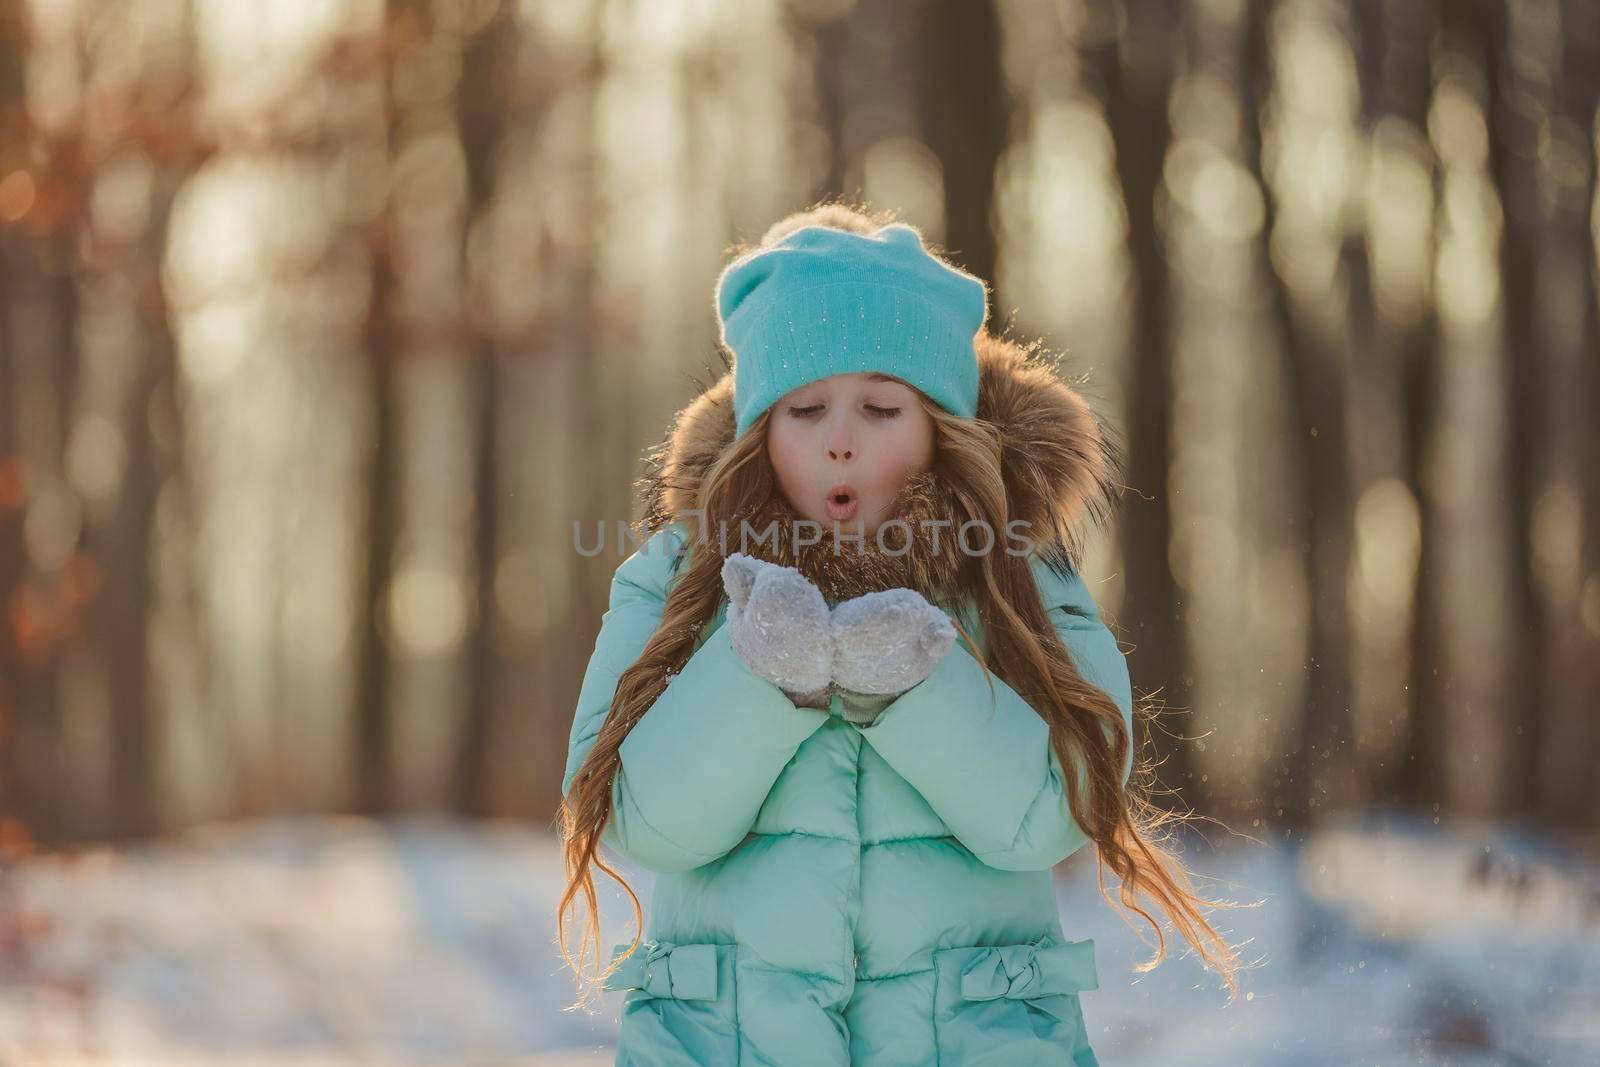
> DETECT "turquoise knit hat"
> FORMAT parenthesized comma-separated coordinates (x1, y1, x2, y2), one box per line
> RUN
(715, 223, 989, 438)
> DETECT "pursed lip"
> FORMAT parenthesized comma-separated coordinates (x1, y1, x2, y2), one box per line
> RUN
(824, 482, 859, 521)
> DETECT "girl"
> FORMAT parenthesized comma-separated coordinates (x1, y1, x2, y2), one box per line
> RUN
(558, 204, 1237, 1065)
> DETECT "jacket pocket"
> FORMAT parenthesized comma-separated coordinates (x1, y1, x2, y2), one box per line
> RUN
(603, 939, 739, 1066)
(931, 938, 1098, 1067)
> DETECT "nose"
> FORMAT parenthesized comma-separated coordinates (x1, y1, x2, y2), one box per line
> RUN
(824, 411, 856, 462)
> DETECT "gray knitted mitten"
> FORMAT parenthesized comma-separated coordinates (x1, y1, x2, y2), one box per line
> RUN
(721, 553, 833, 708)
(828, 588, 958, 719)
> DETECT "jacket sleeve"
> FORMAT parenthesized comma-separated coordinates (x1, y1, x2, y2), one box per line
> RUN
(849, 559, 1134, 872)
(561, 525, 831, 873)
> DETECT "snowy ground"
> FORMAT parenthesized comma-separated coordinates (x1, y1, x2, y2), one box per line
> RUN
(1, 813, 1596, 1066)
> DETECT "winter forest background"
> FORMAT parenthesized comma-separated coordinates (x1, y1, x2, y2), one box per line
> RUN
(2, 0, 1598, 1064)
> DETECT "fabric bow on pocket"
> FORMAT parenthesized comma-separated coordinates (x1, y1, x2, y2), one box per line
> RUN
(603, 940, 741, 1064)
(602, 940, 720, 1001)
(957, 939, 1098, 1019)
(932, 939, 1100, 1066)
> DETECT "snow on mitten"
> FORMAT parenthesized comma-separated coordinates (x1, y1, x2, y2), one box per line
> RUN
(829, 588, 957, 698)
(721, 553, 833, 704)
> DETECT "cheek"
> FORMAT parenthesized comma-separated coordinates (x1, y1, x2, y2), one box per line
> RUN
(860, 432, 922, 504)
(766, 423, 811, 489)
(880, 419, 934, 477)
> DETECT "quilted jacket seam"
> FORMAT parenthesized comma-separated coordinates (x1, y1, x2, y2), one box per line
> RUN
(863, 832, 960, 848)
(747, 827, 855, 845)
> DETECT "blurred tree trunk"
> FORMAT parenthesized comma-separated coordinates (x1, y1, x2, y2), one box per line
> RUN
(1239, 0, 1356, 829)
(808, 7, 853, 201)
(95, 147, 182, 841)
(92, 315, 159, 839)
(1286, 2, 1363, 828)
(915, 0, 1003, 285)
(14, 89, 84, 842)
(1575, 0, 1600, 825)
(5, 194, 79, 845)
(568, 1, 613, 738)
(91, 6, 203, 841)
(1345, 0, 1451, 812)
(1091, 0, 1196, 809)
(354, 0, 428, 815)
(1543, 0, 1600, 824)
(538, 2, 609, 817)
(1286, 9, 1357, 831)
(1465, 0, 1546, 821)
(454, 2, 515, 818)
(1586, 254, 1600, 827)
(0, 0, 30, 837)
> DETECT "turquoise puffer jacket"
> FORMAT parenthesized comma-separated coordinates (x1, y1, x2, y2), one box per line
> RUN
(563, 518, 1131, 1066)
(562, 335, 1132, 1065)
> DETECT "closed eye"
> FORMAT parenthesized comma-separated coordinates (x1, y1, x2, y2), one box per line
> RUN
(785, 403, 901, 419)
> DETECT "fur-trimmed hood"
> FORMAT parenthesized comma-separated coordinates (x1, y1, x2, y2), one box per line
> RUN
(633, 329, 1123, 599)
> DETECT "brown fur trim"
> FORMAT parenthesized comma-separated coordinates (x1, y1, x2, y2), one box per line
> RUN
(634, 329, 1122, 579)
(973, 331, 1123, 577)
(709, 468, 971, 609)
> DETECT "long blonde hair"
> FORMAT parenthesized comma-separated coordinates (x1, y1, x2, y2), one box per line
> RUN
(556, 201, 1242, 1010)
